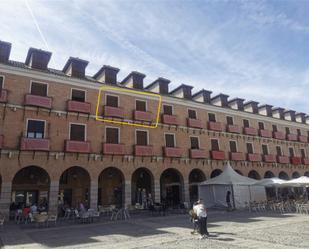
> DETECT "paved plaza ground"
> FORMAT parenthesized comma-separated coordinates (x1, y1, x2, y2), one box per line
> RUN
(1, 211, 309, 249)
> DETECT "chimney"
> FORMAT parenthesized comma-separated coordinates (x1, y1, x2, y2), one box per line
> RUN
(211, 93, 229, 107)
(244, 101, 259, 113)
(228, 98, 244, 111)
(0, 40, 11, 63)
(25, 48, 52, 70)
(283, 110, 296, 121)
(170, 84, 193, 99)
(145, 77, 170, 94)
(63, 57, 89, 78)
(258, 104, 273, 117)
(295, 112, 306, 123)
(192, 89, 212, 103)
(121, 71, 145, 89)
(93, 65, 120, 85)
(272, 107, 284, 119)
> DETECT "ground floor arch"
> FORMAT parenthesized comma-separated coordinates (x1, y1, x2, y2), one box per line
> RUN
(248, 170, 261, 180)
(189, 169, 206, 204)
(279, 171, 289, 180)
(160, 168, 184, 207)
(305, 172, 309, 177)
(210, 169, 222, 178)
(235, 170, 243, 175)
(292, 171, 300, 179)
(59, 166, 90, 208)
(264, 171, 275, 178)
(98, 167, 124, 208)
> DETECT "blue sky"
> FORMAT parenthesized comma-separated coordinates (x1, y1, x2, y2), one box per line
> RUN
(1, 0, 309, 112)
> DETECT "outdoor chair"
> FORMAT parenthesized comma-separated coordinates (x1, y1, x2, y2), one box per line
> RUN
(47, 215, 57, 227)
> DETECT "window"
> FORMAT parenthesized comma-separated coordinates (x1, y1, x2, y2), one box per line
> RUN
(106, 127, 119, 144)
(106, 95, 118, 107)
(297, 129, 301, 136)
(31, 82, 47, 96)
(188, 109, 197, 119)
(301, 148, 306, 158)
(276, 146, 282, 156)
(262, 144, 268, 155)
(163, 105, 173, 115)
(71, 89, 85, 102)
(27, 120, 45, 138)
(243, 119, 249, 128)
(208, 113, 216, 122)
(136, 100, 146, 112)
(165, 133, 175, 147)
(229, 141, 237, 153)
(272, 125, 277, 132)
(70, 124, 85, 141)
(258, 122, 264, 130)
(288, 147, 294, 157)
(246, 143, 253, 154)
(190, 137, 199, 149)
(0, 76, 3, 89)
(211, 139, 219, 151)
(136, 130, 148, 146)
(226, 116, 233, 125)
(285, 127, 290, 134)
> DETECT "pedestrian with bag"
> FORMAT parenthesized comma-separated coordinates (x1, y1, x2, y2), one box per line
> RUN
(193, 199, 209, 239)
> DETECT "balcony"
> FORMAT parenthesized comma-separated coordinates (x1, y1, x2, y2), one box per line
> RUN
(103, 143, 125, 155)
(227, 125, 241, 134)
(103, 106, 124, 119)
(67, 100, 91, 114)
(230, 152, 245, 161)
(20, 138, 50, 151)
(134, 110, 152, 122)
(277, 156, 289, 164)
(210, 150, 225, 160)
(190, 149, 206, 159)
(247, 153, 262, 162)
(161, 114, 179, 125)
(244, 127, 258, 136)
(65, 140, 90, 153)
(134, 145, 153, 156)
(287, 134, 298, 141)
(24, 94, 52, 109)
(187, 118, 204, 129)
(0, 135, 3, 149)
(273, 131, 285, 140)
(302, 157, 309, 165)
(263, 154, 276, 163)
(0, 89, 8, 103)
(208, 121, 223, 132)
(298, 135, 308, 143)
(259, 129, 272, 138)
(291, 156, 301, 165)
(163, 147, 183, 158)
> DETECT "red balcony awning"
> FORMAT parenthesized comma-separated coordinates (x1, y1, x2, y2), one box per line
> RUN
(302, 157, 309, 165)
(65, 140, 90, 153)
(247, 153, 262, 162)
(0, 89, 8, 103)
(259, 129, 272, 138)
(135, 145, 153, 156)
(230, 152, 245, 161)
(134, 110, 153, 122)
(190, 149, 206, 159)
(208, 121, 223, 132)
(291, 156, 301, 165)
(67, 100, 91, 114)
(244, 127, 258, 136)
(104, 106, 124, 118)
(227, 125, 241, 134)
(163, 147, 183, 157)
(273, 131, 285, 140)
(161, 114, 179, 125)
(210, 150, 225, 160)
(187, 118, 204, 129)
(263, 154, 276, 163)
(277, 155, 289, 164)
(25, 94, 52, 109)
(287, 134, 298, 141)
(20, 138, 50, 151)
(103, 143, 125, 155)
(298, 135, 308, 143)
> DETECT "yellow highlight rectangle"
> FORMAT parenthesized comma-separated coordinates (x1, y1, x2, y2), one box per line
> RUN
(95, 85, 162, 128)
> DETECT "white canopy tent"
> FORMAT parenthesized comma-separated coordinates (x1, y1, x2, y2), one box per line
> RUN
(199, 163, 267, 209)
(253, 177, 287, 187)
(280, 176, 309, 187)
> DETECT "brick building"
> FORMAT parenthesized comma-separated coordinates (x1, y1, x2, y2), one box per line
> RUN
(0, 40, 309, 216)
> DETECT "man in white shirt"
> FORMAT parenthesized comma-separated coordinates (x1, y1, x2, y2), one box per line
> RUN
(193, 199, 209, 239)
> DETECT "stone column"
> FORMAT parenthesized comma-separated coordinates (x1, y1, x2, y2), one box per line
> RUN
(183, 180, 190, 204)
(90, 180, 98, 210)
(154, 179, 161, 203)
(0, 182, 12, 218)
(124, 180, 131, 208)
(48, 181, 59, 215)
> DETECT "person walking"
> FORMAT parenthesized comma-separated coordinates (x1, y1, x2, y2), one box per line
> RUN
(226, 191, 232, 211)
(193, 199, 209, 239)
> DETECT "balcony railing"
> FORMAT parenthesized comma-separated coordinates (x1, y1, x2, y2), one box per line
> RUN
(302, 157, 309, 165)
(247, 153, 262, 162)
(65, 140, 90, 153)
(227, 125, 241, 134)
(259, 129, 272, 138)
(0, 135, 3, 149)
(210, 150, 225, 160)
(190, 149, 206, 159)
(298, 135, 308, 143)
(161, 114, 179, 125)
(273, 131, 285, 140)
(0, 89, 8, 103)
(244, 127, 258, 136)
(134, 145, 153, 156)
(20, 138, 50, 151)
(263, 154, 276, 163)
(291, 156, 301, 165)
(187, 118, 204, 129)
(163, 147, 183, 157)
(103, 106, 124, 118)
(67, 100, 91, 114)
(208, 121, 223, 132)
(134, 110, 152, 122)
(277, 155, 289, 164)
(103, 143, 125, 155)
(287, 134, 298, 141)
(24, 94, 52, 109)
(230, 152, 245, 161)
